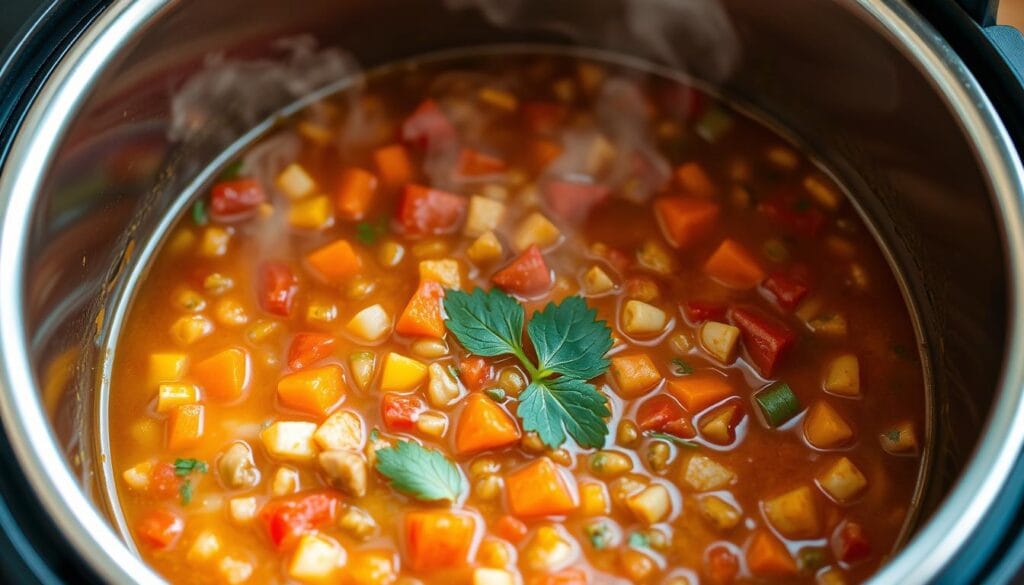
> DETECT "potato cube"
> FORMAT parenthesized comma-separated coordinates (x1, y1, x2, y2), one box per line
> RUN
(803, 401, 854, 449)
(348, 351, 376, 392)
(214, 298, 249, 327)
(580, 481, 610, 516)
(464, 196, 507, 238)
(467, 231, 504, 264)
(698, 494, 742, 532)
(879, 421, 919, 455)
(818, 457, 867, 503)
(345, 304, 392, 342)
(288, 533, 342, 582)
(763, 486, 820, 539)
(276, 163, 317, 200)
(122, 461, 154, 491)
(610, 354, 662, 398)
(473, 568, 516, 585)
(583, 265, 615, 296)
(681, 455, 736, 491)
(699, 321, 740, 363)
(149, 353, 188, 385)
(419, 259, 462, 289)
(187, 530, 221, 563)
(621, 300, 668, 336)
(288, 195, 333, 230)
(314, 411, 364, 451)
(228, 496, 258, 524)
(156, 383, 198, 413)
(380, 353, 428, 392)
(636, 239, 674, 275)
(272, 466, 300, 497)
(522, 525, 575, 572)
(513, 212, 562, 252)
(823, 354, 860, 396)
(415, 411, 448, 438)
(218, 556, 253, 585)
(261, 421, 318, 462)
(199, 226, 231, 257)
(627, 484, 672, 524)
(426, 363, 463, 408)
(169, 314, 213, 345)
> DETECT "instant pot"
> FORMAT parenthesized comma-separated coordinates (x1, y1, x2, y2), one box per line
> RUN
(2, 0, 1024, 583)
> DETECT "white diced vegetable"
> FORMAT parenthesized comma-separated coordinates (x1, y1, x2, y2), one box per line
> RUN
(698, 494, 742, 532)
(627, 484, 672, 524)
(276, 163, 317, 200)
(345, 304, 392, 342)
(583, 265, 615, 295)
(122, 461, 153, 491)
(817, 457, 867, 503)
(522, 525, 577, 572)
(513, 212, 562, 252)
(621, 300, 668, 336)
(427, 362, 463, 408)
(473, 568, 516, 585)
(187, 530, 221, 563)
(314, 411, 364, 452)
(260, 421, 318, 462)
(288, 533, 343, 582)
(419, 259, 462, 289)
(271, 466, 300, 496)
(681, 455, 736, 491)
(218, 556, 253, 584)
(763, 486, 820, 539)
(228, 497, 258, 524)
(464, 196, 507, 238)
(699, 321, 740, 362)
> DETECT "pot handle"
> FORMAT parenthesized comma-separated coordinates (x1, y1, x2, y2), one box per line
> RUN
(954, 0, 1024, 84)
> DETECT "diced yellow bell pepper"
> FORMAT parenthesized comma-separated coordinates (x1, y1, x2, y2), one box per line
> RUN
(380, 353, 428, 392)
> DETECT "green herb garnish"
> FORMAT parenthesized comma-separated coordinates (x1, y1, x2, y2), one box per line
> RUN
(369, 428, 381, 442)
(174, 458, 208, 476)
(444, 288, 613, 449)
(585, 522, 614, 550)
(179, 479, 195, 505)
(647, 432, 699, 448)
(671, 358, 694, 376)
(355, 218, 388, 245)
(628, 531, 650, 549)
(797, 547, 827, 573)
(884, 429, 902, 442)
(447, 364, 461, 381)
(484, 387, 506, 402)
(191, 200, 208, 226)
(374, 440, 464, 502)
(219, 160, 244, 180)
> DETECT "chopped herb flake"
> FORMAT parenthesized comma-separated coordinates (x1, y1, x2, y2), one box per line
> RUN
(174, 458, 208, 476)
(219, 160, 244, 180)
(585, 522, 614, 550)
(671, 358, 694, 376)
(647, 432, 699, 448)
(191, 200, 208, 226)
(484, 387, 506, 402)
(628, 531, 650, 549)
(179, 479, 194, 505)
(885, 429, 902, 442)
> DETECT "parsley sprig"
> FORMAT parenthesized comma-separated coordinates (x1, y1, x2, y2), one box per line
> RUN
(444, 288, 614, 449)
(375, 440, 465, 502)
(174, 458, 207, 505)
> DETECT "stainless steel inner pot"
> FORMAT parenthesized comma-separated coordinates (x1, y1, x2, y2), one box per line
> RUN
(1, 1, 1023, 583)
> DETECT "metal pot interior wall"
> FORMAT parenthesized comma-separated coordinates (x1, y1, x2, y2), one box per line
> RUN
(15, 0, 1005, 574)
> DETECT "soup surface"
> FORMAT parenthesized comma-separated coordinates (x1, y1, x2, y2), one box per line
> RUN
(107, 54, 926, 585)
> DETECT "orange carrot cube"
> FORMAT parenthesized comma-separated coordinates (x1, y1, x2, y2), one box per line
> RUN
(455, 394, 521, 454)
(654, 197, 720, 248)
(403, 510, 478, 571)
(335, 167, 378, 220)
(277, 364, 345, 418)
(667, 373, 734, 413)
(167, 404, 204, 450)
(506, 457, 578, 517)
(395, 280, 446, 338)
(703, 239, 766, 289)
(192, 347, 251, 401)
(609, 354, 662, 398)
(306, 239, 362, 284)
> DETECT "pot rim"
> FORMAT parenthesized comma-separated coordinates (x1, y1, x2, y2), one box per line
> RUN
(0, 1, 1022, 584)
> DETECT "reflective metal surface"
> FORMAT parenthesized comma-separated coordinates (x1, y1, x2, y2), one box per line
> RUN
(0, 1, 1022, 583)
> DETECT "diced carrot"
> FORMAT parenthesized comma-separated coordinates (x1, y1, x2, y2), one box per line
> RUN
(459, 356, 493, 392)
(397, 184, 467, 237)
(401, 99, 457, 150)
(746, 530, 797, 576)
(373, 144, 414, 189)
(654, 197, 720, 248)
(635, 394, 695, 438)
(167, 404, 204, 450)
(381, 393, 425, 431)
(135, 508, 184, 549)
(705, 544, 740, 584)
(529, 569, 588, 585)
(543, 180, 610, 223)
(609, 354, 662, 398)
(335, 167, 378, 221)
(675, 162, 716, 197)
(457, 148, 507, 176)
(191, 347, 250, 401)
(287, 333, 336, 370)
(492, 244, 553, 298)
(306, 239, 362, 284)
(403, 510, 478, 571)
(277, 364, 345, 418)
(395, 280, 446, 338)
(667, 373, 734, 413)
(506, 457, 578, 517)
(455, 394, 521, 454)
(493, 515, 528, 543)
(529, 138, 563, 170)
(703, 239, 766, 289)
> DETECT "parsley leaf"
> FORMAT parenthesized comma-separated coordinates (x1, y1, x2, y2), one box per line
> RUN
(179, 479, 194, 505)
(628, 532, 650, 549)
(518, 378, 610, 449)
(671, 358, 694, 376)
(648, 431, 698, 448)
(219, 160, 244, 180)
(585, 521, 614, 550)
(443, 288, 526, 359)
(528, 296, 612, 380)
(355, 218, 388, 245)
(375, 440, 465, 502)
(174, 458, 208, 476)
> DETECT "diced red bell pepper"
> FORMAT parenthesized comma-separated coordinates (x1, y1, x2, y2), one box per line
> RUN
(147, 462, 181, 499)
(729, 306, 796, 377)
(260, 490, 342, 550)
(657, 84, 706, 120)
(259, 261, 298, 317)
(381, 393, 425, 431)
(832, 521, 872, 565)
(758, 194, 826, 237)
(636, 394, 696, 438)
(492, 245, 553, 298)
(396, 184, 467, 237)
(456, 148, 507, 176)
(543, 180, 610, 222)
(762, 273, 809, 311)
(683, 300, 727, 324)
(705, 544, 740, 584)
(521, 101, 568, 135)
(401, 99, 457, 150)
(459, 356, 493, 392)
(210, 178, 266, 221)
(287, 332, 336, 370)
(135, 508, 184, 549)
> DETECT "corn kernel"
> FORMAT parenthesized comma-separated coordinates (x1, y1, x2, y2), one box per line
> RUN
(214, 298, 248, 327)
(172, 288, 206, 312)
(187, 530, 221, 563)
(478, 87, 518, 111)
(580, 482, 610, 516)
(198, 226, 231, 257)
(804, 175, 841, 210)
(203, 272, 234, 295)
(377, 240, 405, 268)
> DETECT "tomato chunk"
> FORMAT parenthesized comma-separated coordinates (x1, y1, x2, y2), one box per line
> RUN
(287, 333, 336, 370)
(492, 244, 553, 298)
(456, 148, 507, 176)
(381, 393, 425, 431)
(543, 179, 609, 222)
(147, 462, 181, 499)
(729, 306, 796, 377)
(636, 394, 695, 438)
(401, 99, 457, 150)
(210, 178, 266, 221)
(396, 184, 467, 237)
(259, 261, 298, 317)
(683, 300, 727, 324)
(260, 490, 342, 550)
(762, 273, 809, 311)
(833, 521, 872, 565)
(136, 508, 184, 549)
